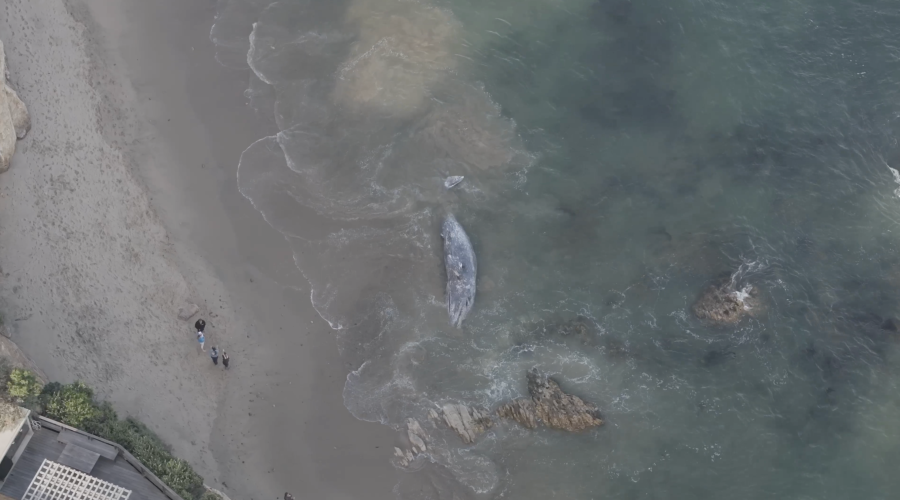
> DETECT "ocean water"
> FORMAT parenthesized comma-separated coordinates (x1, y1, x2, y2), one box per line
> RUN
(211, 0, 900, 498)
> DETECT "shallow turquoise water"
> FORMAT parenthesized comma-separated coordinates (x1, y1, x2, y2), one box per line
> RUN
(213, 0, 900, 497)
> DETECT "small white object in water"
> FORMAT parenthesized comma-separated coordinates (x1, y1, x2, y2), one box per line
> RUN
(889, 166, 900, 198)
(444, 176, 464, 189)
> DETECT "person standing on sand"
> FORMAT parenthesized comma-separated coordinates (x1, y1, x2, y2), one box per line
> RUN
(222, 351, 229, 369)
(210, 346, 219, 365)
(197, 331, 206, 352)
(195, 318, 206, 334)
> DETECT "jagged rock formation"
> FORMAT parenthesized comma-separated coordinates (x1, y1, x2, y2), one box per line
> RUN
(431, 403, 493, 444)
(692, 279, 760, 325)
(394, 418, 428, 467)
(414, 372, 602, 448)
(497, 369, 603, 432)
(0, 39, 30, 173)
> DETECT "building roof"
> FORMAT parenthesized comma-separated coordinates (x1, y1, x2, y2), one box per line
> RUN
(21, 460, 131, 500)
(0, 426, 169, 500)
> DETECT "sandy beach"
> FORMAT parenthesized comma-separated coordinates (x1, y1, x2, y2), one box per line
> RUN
(0, 0, 398, 498)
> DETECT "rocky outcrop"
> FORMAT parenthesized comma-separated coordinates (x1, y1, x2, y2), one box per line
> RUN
(692, 279, 760, 325)
(431, 403, 493, 444)
(0, 39, 30, 173)
(394, 418, 429, 467)
(496, 369, 603, 432)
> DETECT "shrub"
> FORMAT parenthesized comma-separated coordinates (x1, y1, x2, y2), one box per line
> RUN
(199, 490, 223, 500)
(158, 458, 204, 500)
(7, 369, 43, 401)
(44, 382, 98, 428)
(40, 381, 62, 396)
(86, 416, 203, 499)
(42, 381, 210, 500)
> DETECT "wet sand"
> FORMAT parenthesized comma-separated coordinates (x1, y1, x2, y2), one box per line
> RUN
(0, 0, 398, 498)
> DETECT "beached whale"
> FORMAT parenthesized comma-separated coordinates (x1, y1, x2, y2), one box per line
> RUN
(442, 214, 476, 327)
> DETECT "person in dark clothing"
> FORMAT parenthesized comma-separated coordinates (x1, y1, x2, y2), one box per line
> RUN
(284, 493, 294, 500)
(222, 351, 229, 369)
(195, 318, 206, 334)
(210, 346, 219, 365)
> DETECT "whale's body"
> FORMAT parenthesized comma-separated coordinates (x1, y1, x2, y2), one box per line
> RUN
(441, 214, 477, 327)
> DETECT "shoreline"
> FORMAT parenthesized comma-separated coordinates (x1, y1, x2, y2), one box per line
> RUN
(0, 0, 399, 498)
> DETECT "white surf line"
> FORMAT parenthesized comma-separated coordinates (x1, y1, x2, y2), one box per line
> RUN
(888, 164, 900, 198)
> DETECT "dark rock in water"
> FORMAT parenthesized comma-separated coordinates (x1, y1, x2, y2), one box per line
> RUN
(517, 314, 600, 350)
(880, 317, 899, 332)
(557, 316, 593, 337)
(600, 335, 633, 361)
(649, 225, 673, 241)
(598, 0, 634, 23)
(692, 279, 760, 325)
(497, 369, 603, 432)
(605, 293, 625, 307)
(701, 348, 736, 367)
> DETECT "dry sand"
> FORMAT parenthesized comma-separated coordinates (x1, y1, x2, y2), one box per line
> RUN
(0, 0, 399, 498)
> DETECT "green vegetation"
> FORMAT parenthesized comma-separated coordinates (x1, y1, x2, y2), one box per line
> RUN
(0, 360, 27, 430)
(78, 404, 204, 500)
(44, 381, 98, 428)
(199, 490, 223, 500)
(0, 366, 213, 500)
(7, 368, 42, 400)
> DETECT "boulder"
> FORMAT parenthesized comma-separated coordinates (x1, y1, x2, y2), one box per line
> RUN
(497, 369, 603, 432)
(0, 39, 30, 173)
(437, 403, 493, 444)
(692, 279, 760, 325)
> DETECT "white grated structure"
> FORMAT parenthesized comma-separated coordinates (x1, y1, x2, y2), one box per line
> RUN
(21, 459, 131, 500)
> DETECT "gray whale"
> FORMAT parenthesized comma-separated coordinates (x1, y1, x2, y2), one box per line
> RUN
(441, 214, 476, 327)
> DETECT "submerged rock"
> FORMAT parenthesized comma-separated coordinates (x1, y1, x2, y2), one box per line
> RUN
(0, 39, 31, 173)
(692, 279, 760, 325)
(436, 403, 493, 444)
(556, 316, 594, 337)
(497, 369, 603, 432)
